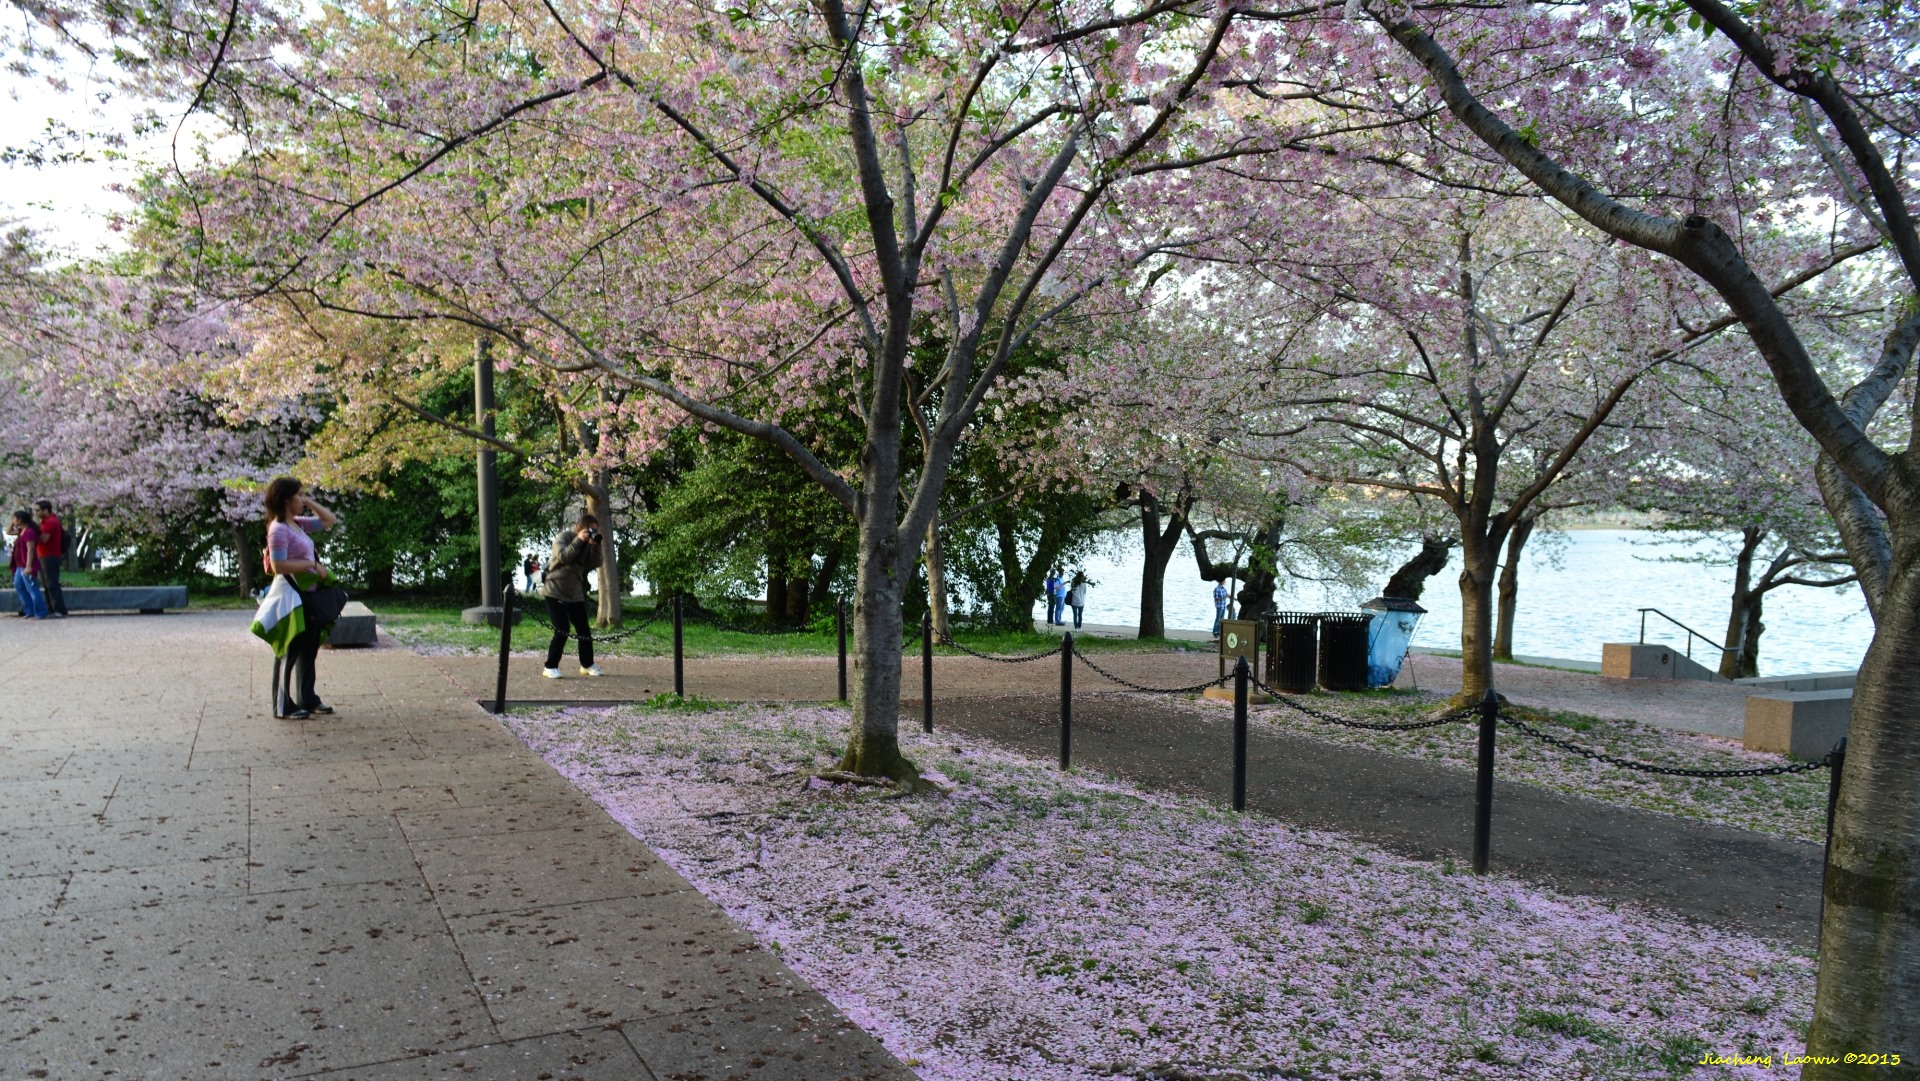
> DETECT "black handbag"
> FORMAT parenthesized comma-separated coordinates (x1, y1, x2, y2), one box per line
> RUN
(301, 583, 349, 628)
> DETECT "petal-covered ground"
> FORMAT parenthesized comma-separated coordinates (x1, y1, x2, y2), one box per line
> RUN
(502, 702, 1812, 1081)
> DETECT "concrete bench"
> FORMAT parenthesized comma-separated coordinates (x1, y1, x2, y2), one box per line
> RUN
(1600, 642, 1727, 682)
(324, 601, 377, 648)
(2, 585, 188, 613)
(1744, 689, 1851, 760)
(1735, 669, 1857, 693)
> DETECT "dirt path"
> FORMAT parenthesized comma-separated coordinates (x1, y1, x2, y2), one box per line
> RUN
(926, 693, 1820, 945)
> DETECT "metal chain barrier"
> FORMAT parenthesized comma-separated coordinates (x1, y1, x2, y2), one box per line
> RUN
(1250, 674, 1475, 731)
(1070, 644, 1231, 695)
(687, 608, 816, 637)
(1498, 710, 1835, 778)
(936, 630, 1065, 664)
(515, 590, 667, 645)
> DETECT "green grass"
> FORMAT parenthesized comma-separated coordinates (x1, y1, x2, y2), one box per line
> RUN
(374, 597, 1213, 660)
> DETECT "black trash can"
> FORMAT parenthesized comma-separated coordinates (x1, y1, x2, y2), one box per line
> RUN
(1266, 612, 1319, 693)
(1317, 613, 1371, 692)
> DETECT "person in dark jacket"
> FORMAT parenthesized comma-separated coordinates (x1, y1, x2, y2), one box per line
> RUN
(540, 512, 604, 678)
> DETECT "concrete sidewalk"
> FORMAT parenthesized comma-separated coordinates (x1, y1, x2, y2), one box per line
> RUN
(0, 611, 910, 1081)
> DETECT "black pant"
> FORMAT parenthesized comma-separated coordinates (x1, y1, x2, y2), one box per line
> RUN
(545, 598, 594, 668)
(280, 618, 324, 714)
(40, 555, 65, 615)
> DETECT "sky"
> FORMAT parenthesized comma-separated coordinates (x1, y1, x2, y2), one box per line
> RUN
(0, 65, 169, 256)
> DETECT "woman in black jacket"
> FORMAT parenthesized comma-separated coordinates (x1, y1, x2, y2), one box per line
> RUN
(540, 513, 603, 678)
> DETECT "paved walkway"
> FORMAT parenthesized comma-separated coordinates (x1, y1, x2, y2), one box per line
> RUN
(0, 612, 910, 1081)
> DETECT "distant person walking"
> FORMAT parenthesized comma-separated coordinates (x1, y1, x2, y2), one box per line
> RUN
(1067, 572, 1088, 630)
(541, 512, 604, 679)
(8, 510, 48, 619)
(31, 500, 67, 618)
(1212, 580, 1230, 638)
(264, 477, 341, 719)
(1043, 571, 1063, 626)
(522, 554, 539, 592)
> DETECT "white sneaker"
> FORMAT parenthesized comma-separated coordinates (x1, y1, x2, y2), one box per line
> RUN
(542, 667, 563, 679)
(579, 664, 604, 677)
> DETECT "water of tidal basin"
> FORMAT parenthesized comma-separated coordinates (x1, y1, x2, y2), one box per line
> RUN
(1032, 528, 1873, 677)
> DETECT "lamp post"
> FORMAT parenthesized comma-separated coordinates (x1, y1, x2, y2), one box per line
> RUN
(462, 337, 512, 626)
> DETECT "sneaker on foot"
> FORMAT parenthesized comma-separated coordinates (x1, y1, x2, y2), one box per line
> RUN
(579, 664, 604, 677)
(542, 666, 563, 679)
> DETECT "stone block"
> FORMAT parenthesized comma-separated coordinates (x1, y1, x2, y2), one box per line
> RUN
(0, 585, 187, 612)
(325, 601, 377, 648)
(1744, 689, 1851, 760)
(1600, 642, 1726, 682)
(1734, 669, 1857, 693)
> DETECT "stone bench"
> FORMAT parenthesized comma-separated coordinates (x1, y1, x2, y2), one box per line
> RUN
(1744, 689, 1851, 760)
(324, 601, 377, 648)
(2, 585, 188, 613)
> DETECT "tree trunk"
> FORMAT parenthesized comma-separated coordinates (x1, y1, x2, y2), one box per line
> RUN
(577, 472, 622, 627)
(784, 577, 810, 624)
(1384, 534, 1455, 601)
(1809, 534, 1920, 1071)
(767, 567, 791, 620)
(1137, 490, 1185, 639)
(231, 522, 255, 598)
(925, 519, 952, 641)
(808, 548, 842, 615)
(840, 504, 917, 786)
(1493, 518, 1535, 661)
(1456, 535, 1500, 703)
(1719, 527, 1764, 679)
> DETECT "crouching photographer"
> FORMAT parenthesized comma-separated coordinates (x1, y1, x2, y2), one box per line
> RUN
(540, 512, 604, 679)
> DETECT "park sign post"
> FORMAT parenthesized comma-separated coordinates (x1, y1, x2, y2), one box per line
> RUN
(1220, 619, 1259, 680)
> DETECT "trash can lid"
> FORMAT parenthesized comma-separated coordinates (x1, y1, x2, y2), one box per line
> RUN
(1361, 596, 1428, 614)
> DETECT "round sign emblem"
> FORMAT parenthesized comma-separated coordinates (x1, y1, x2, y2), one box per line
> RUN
(1226, 631, 1241, 650)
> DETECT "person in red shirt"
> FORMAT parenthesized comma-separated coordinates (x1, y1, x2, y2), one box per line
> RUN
(32, 500, 67, 618)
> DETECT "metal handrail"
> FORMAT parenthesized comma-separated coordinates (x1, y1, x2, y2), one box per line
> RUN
(1637, 607, 1733, 659)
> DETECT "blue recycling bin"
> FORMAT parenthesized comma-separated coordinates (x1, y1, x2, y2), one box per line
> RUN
(1361, 596, 1426, 688)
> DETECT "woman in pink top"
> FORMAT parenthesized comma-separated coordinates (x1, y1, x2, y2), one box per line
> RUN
(8, 510, 48, 619)
(265, 476, 339, 719)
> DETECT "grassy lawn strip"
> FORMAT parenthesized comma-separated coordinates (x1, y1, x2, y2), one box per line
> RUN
(1177, 690, 1828, 844)
(504, 701, 1811, 1081)
(378, 598, 1201, 659)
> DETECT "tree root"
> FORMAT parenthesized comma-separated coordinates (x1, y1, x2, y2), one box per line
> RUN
(806, 768, 953, 795)
(1437, 690, 1508, 715)
(811, 770, 897, 788)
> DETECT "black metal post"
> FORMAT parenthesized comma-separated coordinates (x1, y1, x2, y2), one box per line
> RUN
(1059, 632, 1073, 770)
(921, 609, 933, 734)
(1472, 688, 1499, 874)
(1820, 737, 1848, 931)
(672, 592, 685, 699)
(836, 597, 848, 702)
(1232, 655, 1249, 812)
(493, 584, 516, 714)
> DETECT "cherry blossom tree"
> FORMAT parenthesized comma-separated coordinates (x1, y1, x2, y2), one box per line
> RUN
(71, 0, 1422, 783)
(0, 234, 302, 588)
(1371, 0, 1920, 1064)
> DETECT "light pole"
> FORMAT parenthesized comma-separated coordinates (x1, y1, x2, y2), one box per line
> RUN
(462, 336, 511, 626)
